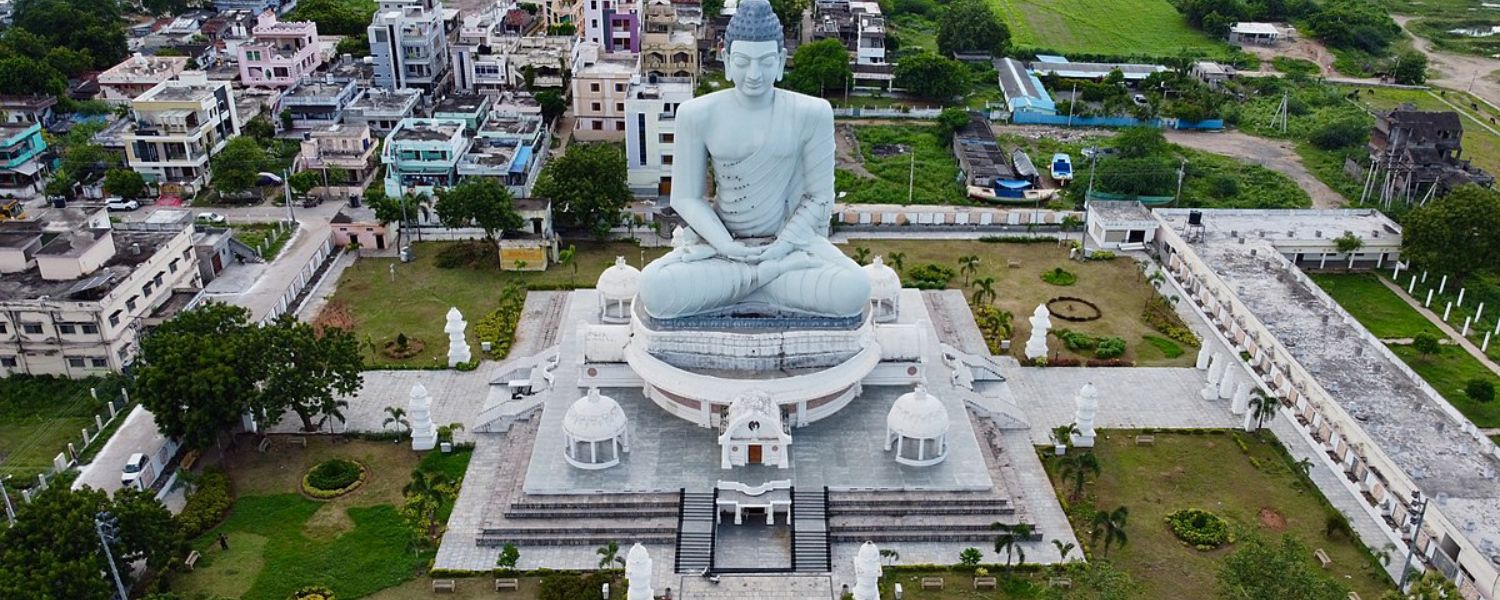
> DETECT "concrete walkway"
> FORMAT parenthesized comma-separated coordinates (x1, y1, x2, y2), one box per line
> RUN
(1377, 277, 1500, 379)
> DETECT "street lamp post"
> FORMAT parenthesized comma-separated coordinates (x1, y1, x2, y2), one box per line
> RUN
(95, 512, 130, 600)
(0, 474, 15, 527)
(1398, 490, 1430, 590)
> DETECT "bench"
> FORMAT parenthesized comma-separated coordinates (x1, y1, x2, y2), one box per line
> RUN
(256, 437, 271, 453)
(1348, 593, 1362, 600)
(1007, 259, 1022, 269)
(433, 579, 456, 593)
(291, 436, 307, 448)
(1135, 435, 1155, 446)
(1314, 548, 1332, 569)
(495, 578, 519, 592)
(921, 577, 944, 591)
(973, 576, 997, 590)
(184, 550, 201, 571)
(1048, 577, 1073, 589)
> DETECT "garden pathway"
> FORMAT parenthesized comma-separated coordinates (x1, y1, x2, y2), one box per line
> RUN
(1376, 277, 1500, 378)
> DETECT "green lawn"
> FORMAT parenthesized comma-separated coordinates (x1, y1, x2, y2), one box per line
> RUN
(992, 0, 1229, 57)
(327, 240, 669, 366)
(0, 375, 123, 482)
(233, 222, 297, 261)
(835, 125, 970, 205)
(1388, 344, 1500, 428)
(1044, 431, 1392, 600)
(173, 439, 472, 600)
(1310, 273, 1442, 339)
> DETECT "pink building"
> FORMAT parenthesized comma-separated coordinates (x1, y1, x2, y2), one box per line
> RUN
(236, 11, 323, 88)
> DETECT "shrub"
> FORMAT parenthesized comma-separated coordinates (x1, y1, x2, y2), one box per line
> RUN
(302, 459, 366, 498)
(1143, 335, 1184, 358)
(1040, 267, 1078, 286)
(1054, 328, 1098, 351)
(1087, 250, 1116, 261)
(1143, 297, 1200, 347)
(1467, 379, 1495, 403)
(538, 572, 610, 600)
(1095, 337, 1127, 359)
(1166, 508, 1233, 550)
(959, 547, 983, 566)
(907, 263, 956, 289)
(177, 468, 233, 538)
(473, 284, 527, 358)
(1208, 174, 1239, 199)
(434, 240, 498, 269)
(291, 586, 335, 600)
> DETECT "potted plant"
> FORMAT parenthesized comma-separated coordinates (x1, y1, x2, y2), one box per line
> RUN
(1051, 424, 1079, 455)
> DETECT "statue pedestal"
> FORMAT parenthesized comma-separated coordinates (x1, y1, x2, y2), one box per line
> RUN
(632, 302, 869, 371)
(1071, 433, 1096, 448)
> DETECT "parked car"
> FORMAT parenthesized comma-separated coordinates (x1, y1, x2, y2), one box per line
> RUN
(196, 211, 226, 224)
(1081, 146, 1118, 160)
(1131, 93, 1149, 106)
(106, 198, 140, 211)
(121, 452, 155, 489)
(301, 196, 323, 208)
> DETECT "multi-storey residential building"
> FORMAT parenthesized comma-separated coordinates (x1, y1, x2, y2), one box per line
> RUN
(640, 0, 696, 81)
(369, 0, 452, 91)
(237, 11, 324, 88)
(0, 122, 49, 199)
(451, 4, 551, 93)
(542, 0, 580, 29)
(450, 42, 510, 93)
(582, 0, 640, 54)
(811, 0, 891, 88)
(433, 94, 492, 132)
(280, 77, 361, 129)
(0, 210, 203, 378)
(298, 124, 379, 198)
(345, 87, 422, 135)
(458, 110, 549, 196)
(123, 72, 242, 195)
(624, 75, 690, 197)
(505, 36, 576, 88)
(97, 54, 191, 104)
(381, 118, 470, 197)
(571, 43, 636, 141)
(0, 95, 58, 128)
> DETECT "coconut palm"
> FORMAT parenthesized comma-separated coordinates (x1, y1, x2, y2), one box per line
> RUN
(1294, 457, 1313, 478)
(959, 255, 981, 286)
(991, 522, 1028, 575)
(852, 246, 872, 266)
(1051, 424, 1079, 450)
(887, 252, 906, 274)
(383, 406, 410, 436)
(1091, 506, 1129, 556)
(1248, 391, 1280, 432)
(596, 540, 623, 570)
(971, 277, 998, 306)
(879, 548, 899, 565)
(1051, 539, 1076, 562)
(1058, 451, 1101, 502)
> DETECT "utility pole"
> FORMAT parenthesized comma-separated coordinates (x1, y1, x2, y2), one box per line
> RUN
(282, 168, 295, 224)
(1174, 158, 1187, 204)
(95, 512, 129, 600)
(1085, 152, 1099, 201)
(1398, 491, 1430, 590)
(906, 147, 915, 204)
(1067, 84, 1077, 127)
(0, 475, 14, 527)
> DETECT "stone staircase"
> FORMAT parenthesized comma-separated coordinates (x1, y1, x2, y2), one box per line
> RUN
(826, 491, 1035, 543)
(791, 487, 831, 573)
(674, 489, 717, 573)
(476, 493, 679, 547)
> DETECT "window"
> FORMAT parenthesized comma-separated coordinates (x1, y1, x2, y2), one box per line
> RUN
(83, 324, 99, 335)
(67, 357, 85, 368)
(118, 347, 129, 361)
(591, 102, 601, 111)
(126, 296, 139, 312)
(615, 83, 624, 92)
(153, 273, 164, 288)
(143, 283, 154, 297)
(662, 154, 673, 165)
(660, 133, 674, 144)
(58, 324, 77, 335)
(108, 311, 122, 326)
(616, 102, 624, 112)
(592, 120, 603, 130)
(590, 83, 601, 92)
(0, 322, 7, 334)
(0, 357, 15, 368)
(21, 323, 42, 335)
(169, 259, 179, 273)
(615, 121, 624, 131)
(90, 357, 108, 368)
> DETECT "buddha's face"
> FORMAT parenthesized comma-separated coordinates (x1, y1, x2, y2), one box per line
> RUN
(726, 39, 784, 98)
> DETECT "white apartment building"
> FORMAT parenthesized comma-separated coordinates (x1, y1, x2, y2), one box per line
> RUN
(571, 42, 636, 141)
(0, 210, 203, 378)
(123, 72, 243, 195)
(625, 75, 691, 197)
(369, 0, 453, 91)
(97, 54, 192, 104)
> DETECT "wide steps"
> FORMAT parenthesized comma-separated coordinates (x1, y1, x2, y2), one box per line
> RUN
(477, 532, 677, 547)
(827, 504, 1016, 516)
(675, 490, 718, 573)
(503, 506, 680, 519)
(791, 488, 831, 573)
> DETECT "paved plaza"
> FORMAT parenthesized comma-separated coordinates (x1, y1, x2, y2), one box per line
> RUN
(1009, 367, 1240, 445)
(678, 575, 833, 599)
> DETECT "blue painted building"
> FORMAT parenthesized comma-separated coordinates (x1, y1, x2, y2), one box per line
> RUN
(0, 122, 49, 199)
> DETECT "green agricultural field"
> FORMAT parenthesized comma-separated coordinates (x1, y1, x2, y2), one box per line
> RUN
(992, 0, 1229, 57)
(1310, 273, 1443, 339)
(1389, 344, 1500, 428)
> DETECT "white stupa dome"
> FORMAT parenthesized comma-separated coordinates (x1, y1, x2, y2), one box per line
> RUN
(887, 384, 949, 439)
(597, 256, 641, 300)
(563, 388, 629, 441)
(863, 256, 901, 300)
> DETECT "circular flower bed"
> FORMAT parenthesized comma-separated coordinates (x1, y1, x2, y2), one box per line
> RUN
(1165, 508, 1233, 550)
(1040, 267, 1078, 286)
(301, 459, 366, 499)
(1046, 296, 1103, 322)
(382, 337, 426, 359)
(291, 585, 335, 600)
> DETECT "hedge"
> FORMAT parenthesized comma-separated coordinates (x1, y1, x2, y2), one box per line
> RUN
(1166, 508, 1233, 550)
(301, 460, 368, 499)
(177, 468, 233, 538)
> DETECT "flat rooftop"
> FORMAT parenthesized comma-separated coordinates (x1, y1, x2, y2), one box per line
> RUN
(284, 80, 354, 100)
(1158, 208, 1500, 561)
(137, 82, 217, 103)
(350, 89, 420, 114)
(0, 229, 179, 302)
(578, 57, 639, 76)
(434, 94, 488, 114)
(390, 119, 465, 142)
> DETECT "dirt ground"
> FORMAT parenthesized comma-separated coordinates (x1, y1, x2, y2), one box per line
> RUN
(1396, 15, 1500, 109)
(1162, 129, 1347, 208)
(835, 123, 873, 178)
(1240, 35, 1347, 78)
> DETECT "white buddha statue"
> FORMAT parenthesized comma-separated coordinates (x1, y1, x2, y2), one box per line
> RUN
(637, 0, 869, 320)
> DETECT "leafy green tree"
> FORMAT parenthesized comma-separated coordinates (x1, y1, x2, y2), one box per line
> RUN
(935, 107, 970, 143)
(44, 46, 94, 77)
(365, 189, 405, 226)
(1112, 126, 1167, 159)
(255, 314, 364, 432)
(289, 170, 322, 197)
(937, 0, 1010, 57)
(1045, 559, 1140, 600)
(769, 0, 808, 36)
(1096, 157, 1176, 196)
(0, 56, 67, 97)
(285, 0, 378, 35)
(133, 302, 264, 449)
(1392, 51, 1428, 85)
(533, 143, 632, 239)
(1466, 379, 1494, 403)
(1218, 534, 1348, 600)
(1411, 332, 1442, 360)
(701, 0, 725, 17)
(242, 115, 277, 142)
(786, 39, 851, 96)
(104, 168, 147, 199)
(433, 178, 525, 244)
(1302, 0, 1399, 53)
(894, 52, 969, 100)
(959, 547, 983, 566)
(1401, 185, 1500, 281)
(1308, 116, 1369, 150)
(1380, 570, 1459, 600)
(1333, 232, 1363, 254)
(497, 543, 521, 571)
(211, 137, 273, 196)
(536, 90, 567, 124)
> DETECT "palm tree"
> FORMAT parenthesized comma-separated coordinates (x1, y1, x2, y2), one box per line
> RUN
(887, 252, 906, 274)
(971, 277, 998, 306)
(559, 244, 578, 285)
(1051, 424, 1079, 453)
(1058, 451, 1101, 502)
(1248, 391, 1279, 432)
(1090, 506, 1129, 556)
(402, 470, 456, 539)
(879, 548, 899, 565)
(991, 523, 1026, 575)
(596, 540, 623, 571)
(1051, 539, 1076, 562)
(1294, 457, 1313, 478)
(383, 406, 410, 437)
(959, 255, 981, 287)
(852, 246, 872, 265)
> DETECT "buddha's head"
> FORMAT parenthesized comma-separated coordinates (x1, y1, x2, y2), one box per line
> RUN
(723, 0, 785, 98)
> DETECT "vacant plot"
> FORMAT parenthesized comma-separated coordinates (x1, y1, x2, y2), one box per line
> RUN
(845, 240, 1195, 366)
(328, 240, 669, 365)
(1389, 344, 1500, 428)
(1310, 273, 1442, 339)
(992, 0, 1227, 57)
(1044, 431, 1392, 600)
(0, 375, 123, 482)
(835, 125, 970, 205)
(233, 222, 297, 261)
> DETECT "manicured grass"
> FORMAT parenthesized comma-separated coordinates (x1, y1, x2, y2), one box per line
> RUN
(1388, 344, 1500, 428)
(0, 375, 123, 482)
(1044, 431, 1392, 600)
(844, 240, 1195, 366)
(364, 576, 546, 599)
(328, 240, 669, 366)
(1310, 273, 1443, 339)
(173, 439, 473, 600)
(1142, 335, 1185, 359)
(992, 0, 1228, 57)
(835, 125, 970, 205)
(233, 222, 297, 261)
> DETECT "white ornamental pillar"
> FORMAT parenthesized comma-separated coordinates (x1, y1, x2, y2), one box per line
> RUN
(1218, 369, 1237, 400)
(445, 307, 471, 367)
(625, 544, 653, 600)
(1443, 303, 1453, 322)
(1073, 382, 1098, 448)
(1458, 287, 1467, 307)
(1202, 354, 1225, 400)
(1439, 274, 1448, 295)
(1482, 332, 1491, 352)
(853, 541, 882, 600)
(1195, 344, 1212, 370)
(1462, 317, 1472, 337)
(1024, 304, 1052, 361)
(409, 383, 437, 451)
(1425, 289, 1434, 308)
(1231, 381, 1251, 415)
